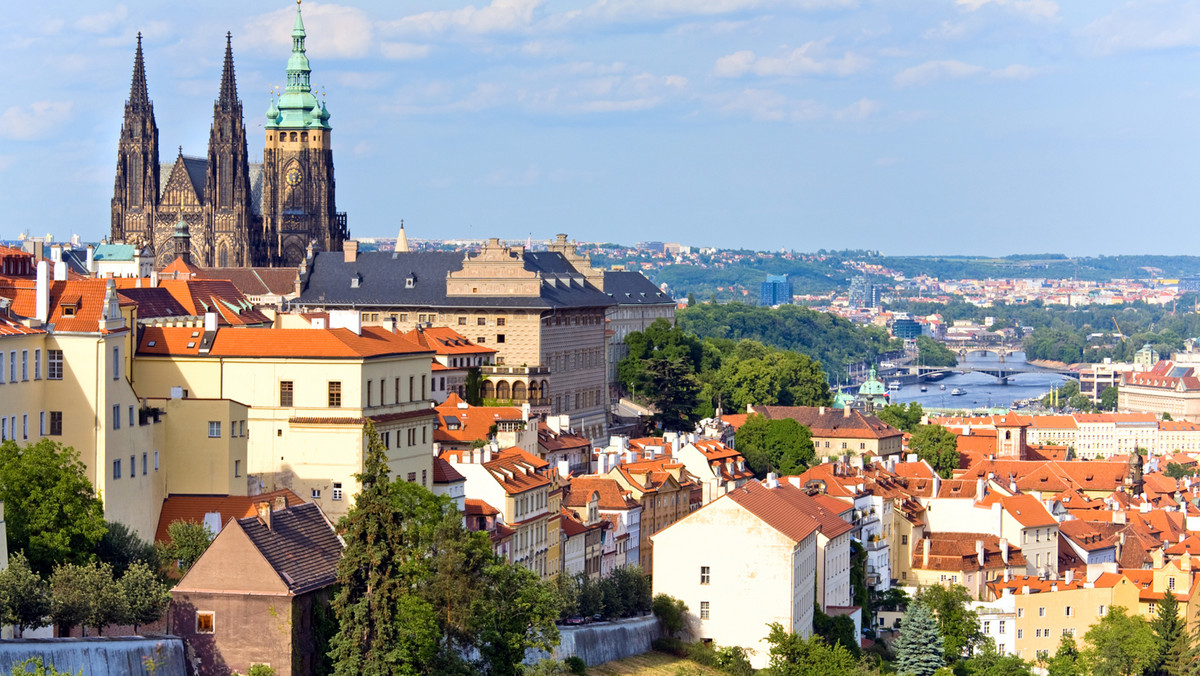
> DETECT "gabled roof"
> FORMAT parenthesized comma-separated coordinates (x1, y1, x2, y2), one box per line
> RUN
(563, 476, 640, 511)
(237, 502, 343, 595)
(914, 532, 1026, 572)
(432, 456, 465, 484)
(725, 480, 822, 545)
(401, 326, 496, 356)
(200, 267, 299, 297)
(602, 270, 674, 305)
(0, 279, 133, 334)
(116, 286, 191, 319)
(1001, 494, 1056, 528)
(433, 394, 524, 445)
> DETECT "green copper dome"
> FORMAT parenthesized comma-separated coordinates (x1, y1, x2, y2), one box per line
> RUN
(833, 389, 856, 410)
(266, 1, 330, 131)
(859, 366, 887, 396)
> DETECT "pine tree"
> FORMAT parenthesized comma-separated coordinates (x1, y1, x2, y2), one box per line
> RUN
(894, 601, 945, 676)
(328, 420, 427, 675)
(1155, 591, 1189, 676)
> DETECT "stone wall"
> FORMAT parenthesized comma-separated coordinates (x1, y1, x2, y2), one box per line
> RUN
(0, 637, 186, 676)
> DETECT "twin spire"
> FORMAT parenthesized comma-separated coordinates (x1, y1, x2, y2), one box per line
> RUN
(218, 32, 238, 109)
(128, 32, 150, 111)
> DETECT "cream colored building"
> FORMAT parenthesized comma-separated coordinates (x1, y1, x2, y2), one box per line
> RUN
(443, 446, 555, 578)
(132, 312, 436, 518)
(296, 236, 615, 444)
(652, 480, 818, 669)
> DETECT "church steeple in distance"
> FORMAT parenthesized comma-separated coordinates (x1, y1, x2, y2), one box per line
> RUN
(218, 32, 238, 109)
(111, 32, 160, 245)
(206, 31, 256, 266)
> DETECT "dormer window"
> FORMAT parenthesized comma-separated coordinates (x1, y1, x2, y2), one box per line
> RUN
(351, 274, 361, 289)
(62, 306, 76, 317)
(406, 275, 416, 289)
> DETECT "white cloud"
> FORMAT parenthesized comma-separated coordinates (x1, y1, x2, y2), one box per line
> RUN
(892, 59, 1040, 87)
(956, 0, 1059, 20)
(388, 0, 547, 36)
(835, 98, 881, 120)
(75, 5, 128, 34)
(0, 102, 74, 141)
(714, 41, 870, 78)
(380, 42, 432, 60)
(1080, 1, 1200, 55)
(244, 3, 374, 58)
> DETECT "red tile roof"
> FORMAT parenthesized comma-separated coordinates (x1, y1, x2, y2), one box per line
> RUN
(154, 489, 306, 544)
(0, 279, 134, 334)
(562, 476, 640, 510)
(400, 326, 497, 356)
(750, 406, 903, 440)
(725, 480, 822, 545)
(914, 532, 1026, 572)
(138, 325, 432, 359)
(432, 456, 465, 484)
(434, 394, 524, 445)
(1001, 494, 1057, 528)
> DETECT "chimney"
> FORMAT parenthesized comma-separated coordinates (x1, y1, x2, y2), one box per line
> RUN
(1183, 551, 1193, 572)
(765, 472, 779, 489)
(976, 539, 985, 567)
(922, 538, 931, 568)
(35, 261, 48, 323)
(976, 477, 985, 501)
(86, 244, 95, 274)
(274, 495, 287, 512)
(344, 239, 359, 263)
(204, 311, 218, 332)
(50, 244, 61, 263)
(482, 447, 492, 463)
(1117, 531, 1125, 561)
(1000, 537, 1010, 564)
(150, 270, 159, 287)
(256, 501, 273, 529)
(1065, 569, 1074, 585)
(1003, 568, 1010, 582)
(53, 261, 66, 281)
(844, 405, 851, 418)
(819, 406, 825, 415)
(328, 309, 362, 336)
(472, 448, 482, 464)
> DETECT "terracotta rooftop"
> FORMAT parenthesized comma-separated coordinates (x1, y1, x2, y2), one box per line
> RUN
(913, 532, 1026, 572)
(400, 326, 497, 356)
(154, 489, 306, 544)
(725, 480, 822, 545)
(750, 406, 903, 440)
(434, 394, 524, 445)
(562, 476, 640, 511)
(138, 325, 432, 359)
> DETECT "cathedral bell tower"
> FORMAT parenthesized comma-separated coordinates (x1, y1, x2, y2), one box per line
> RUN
(111, 33, 160, 247)
(261, 0, 346, 267)
(205, 33, 257, 267)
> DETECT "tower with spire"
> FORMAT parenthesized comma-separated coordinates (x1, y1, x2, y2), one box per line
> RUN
(110, 3, 345, 269)
(261, 0, 345, 266)
(110, 33, 160, 249)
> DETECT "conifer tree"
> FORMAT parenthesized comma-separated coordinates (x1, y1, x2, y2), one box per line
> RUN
(894, 601, 944, 676)
(1154, 591, 1189, 676)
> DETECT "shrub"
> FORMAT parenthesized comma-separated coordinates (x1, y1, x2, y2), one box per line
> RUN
(564, 656, 587, 675)
(652, 637, 685, 656)
(684, 641, 716, 666)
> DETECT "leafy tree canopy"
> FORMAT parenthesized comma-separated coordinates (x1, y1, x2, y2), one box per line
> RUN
(908, 425, 960, 479)
(1083, 606, 1159, 676)
(736, 415, 814, 478)
(876, 402, 925, 434)
(915, 584, 984, 663)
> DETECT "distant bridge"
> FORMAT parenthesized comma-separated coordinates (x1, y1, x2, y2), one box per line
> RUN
(914, 364, 1078, 385)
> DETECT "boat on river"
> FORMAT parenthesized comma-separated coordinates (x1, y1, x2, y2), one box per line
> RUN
(951, 388, 966, 396)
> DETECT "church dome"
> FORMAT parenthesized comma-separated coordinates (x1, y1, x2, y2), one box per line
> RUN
(859, 366, 887, 396)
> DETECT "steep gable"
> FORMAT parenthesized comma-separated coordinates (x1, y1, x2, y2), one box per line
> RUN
(174, 519, 290, 595)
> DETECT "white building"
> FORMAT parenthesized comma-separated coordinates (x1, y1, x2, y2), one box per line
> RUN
(652, 478, 819, 668)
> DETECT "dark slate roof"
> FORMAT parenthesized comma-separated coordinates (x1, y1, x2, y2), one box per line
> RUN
(603, 270, 674, 306)
(117, 287, 190, 318)
(201, 267, 297, 297)
(299, 250, 615, 310)
(237, 502, 343, 595)
(160, 157, 208, 202)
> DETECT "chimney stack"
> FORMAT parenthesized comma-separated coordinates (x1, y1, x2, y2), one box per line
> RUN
(1065, 569, 1074, 585)
(1000, 537, 1010, 565)
(976, 539, 985, 567)
(922, 538, 931, 568)
(256, 501, 273, 530)
(344, 239, 359, 263)
(35, 261, 48, 323)
(273, 495, 287, 512)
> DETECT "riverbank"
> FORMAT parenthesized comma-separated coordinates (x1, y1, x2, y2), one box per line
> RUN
(1026, 358, 1082, 371)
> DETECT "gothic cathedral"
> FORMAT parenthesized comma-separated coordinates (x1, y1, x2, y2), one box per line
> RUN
(110, 3, 347, 268)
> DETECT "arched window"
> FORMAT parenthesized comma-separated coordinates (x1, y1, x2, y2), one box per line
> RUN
(541, 380, 550, 399)
(513, 381, 527, 400)
(301, 132, 308, 142)
(218, 245, 229, 267)
(482, 381, 495, 399)
(528, 381, 540, 400)
(497, 381, 511, 400)
(290, 132, 297, 142)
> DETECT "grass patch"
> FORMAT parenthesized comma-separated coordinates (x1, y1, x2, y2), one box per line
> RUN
(587, 651, 729, 676)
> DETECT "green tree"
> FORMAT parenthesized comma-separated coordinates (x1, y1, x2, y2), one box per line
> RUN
(95, 521, 157, 577)
(0, 439, 107, 575)
(908, 425, 960, 479)
(814, 605, 861, 658)
(916, 583, 984, 663)
(735, 414, 814, 477)
(85, 561, 127, 635)
(121, 561, 170, 633)
(1152, 591, 1188, 676)
(894, 601, 945, 676)
(651, 594, 688, 638)
(465, 367, 485, 406)
(0, 552, 49, 636)
(763, 623, 861, 675)
(1165, 463, 1195, 480)
(876, 402, 925, 433)
(963, 640, 1033, 675)
(474, 561, 561, 676)
(644, 357, 702, 432)
(1164, 412, 1175, 422)
(158, 520, 214, 576)
(916, 336, 958, 368)
(48, 562, 125, 636)
(1100, 386, 1119, 411)
(1046, 635, 1084, 676)
(1069, 392, 1093, 412)
(1084, 606, 1160, 676)
(9, 658, 81, 676)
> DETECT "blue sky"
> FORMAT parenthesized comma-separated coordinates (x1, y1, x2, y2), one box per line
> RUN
(2, 0, 1199, 256)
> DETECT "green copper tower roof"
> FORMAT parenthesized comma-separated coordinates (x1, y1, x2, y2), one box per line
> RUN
(266, 0, 330, 130)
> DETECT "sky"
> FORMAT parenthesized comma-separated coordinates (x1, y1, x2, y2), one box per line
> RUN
(2, 0, 1199, 256)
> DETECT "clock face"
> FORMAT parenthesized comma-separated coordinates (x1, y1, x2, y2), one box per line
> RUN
(286, 168, 302, 187)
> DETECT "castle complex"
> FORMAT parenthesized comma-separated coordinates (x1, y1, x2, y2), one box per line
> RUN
(110, 3, 346, 268)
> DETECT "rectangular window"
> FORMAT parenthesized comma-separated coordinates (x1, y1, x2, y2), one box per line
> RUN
(129, 406, 135, 427)
(113, 347, 120, 380)
(1065, 606, 1073, 616)
(39, 412, 45, 436)
(8, 352, 15, 382)
(497, 317, 506, 326)
(1017, 608, 1024, 618)
(700, 566, 710, 584)
(497, 334, 505, 343)
(328, 381, 342, 408)
(332, 482, 343, 501)
(1017, 629, 1023, 639)
(113, 459, 122, 479)
(1, 418, 6, 440)
(234, 460, 241, 477)
(48, 350, 63, 379)
(49, 409, 63, 434)
(409, 376, 414, 401)
(280, 381, 293, 407)
(999, 621, 1006, 634)
(1170, 577, 1176, 590)
(700, 601, 710, 620)
(407, 472, 417, 483)
(458, 316, 467, 325)
(21, 350, 28, 381)
(367, 380, 373, 407)
(312, 489, 322, 499)
(154, 451, 159, 471)
(33, 349, 40, 380)
(901, 535, 908, 545)
(208, 421, 221, 438)
(113, 405, 121, 430)
(477, 317, 486, 325)
(142, 452, 148, 476)
(22, 415, 27, 440)
(196, 612, 215, 634)
(422, 469, 427, 486)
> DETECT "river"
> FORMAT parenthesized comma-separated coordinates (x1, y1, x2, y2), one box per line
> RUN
(885, 350, 1071, 413)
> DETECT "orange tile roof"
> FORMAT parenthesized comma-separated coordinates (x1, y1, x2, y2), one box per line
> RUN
(725, 481, 822, 545)
(400, 326, 497, 356)
(154, 489, 305, 544)
(563, 476, 641, 511)
(434, 394, 524, 445)
(751, 406, 903, 440)
(138, 325, 432, 359)
(0, 279, 133, 334)
(1001, 494, 1057, 528)
(914, 532, 1026, 572)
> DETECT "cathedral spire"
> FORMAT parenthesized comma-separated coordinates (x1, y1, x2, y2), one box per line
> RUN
(218, 32, 238, 108)
(129, 32, 150, 111)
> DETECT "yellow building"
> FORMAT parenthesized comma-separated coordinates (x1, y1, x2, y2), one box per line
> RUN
(132, 313, 436, 518)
